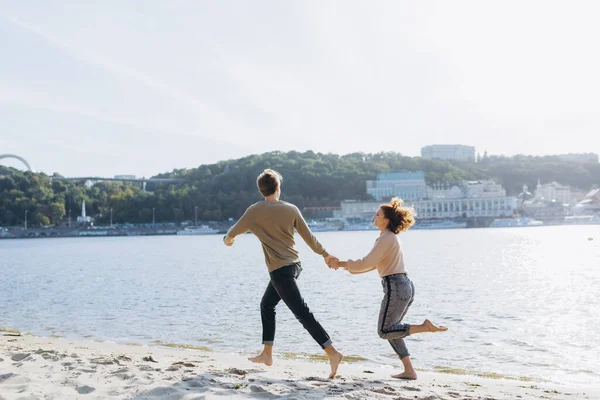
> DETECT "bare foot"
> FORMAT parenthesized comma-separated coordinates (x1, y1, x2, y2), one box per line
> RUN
(328, 351, 344, 378)
(424, 319, 448, 332)
(392, 371, 417, 380)
(248, 352, 273, 366)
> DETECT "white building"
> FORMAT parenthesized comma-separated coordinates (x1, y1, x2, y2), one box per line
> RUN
(534, 180, 572, 205)
(426, 180, 506, 199)
(411, 197, 516, 219)
(340, 176, 516, 220)
(336, 196, 516, 220)
(366, 171, 427, 201)
(464, 180, 506, 198)
(426, 183, 464, 199)
(335, 200, 381, 220)
(421, 145, 476, 162)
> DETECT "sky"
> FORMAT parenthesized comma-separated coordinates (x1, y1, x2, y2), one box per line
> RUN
(1, 1, 599, 177)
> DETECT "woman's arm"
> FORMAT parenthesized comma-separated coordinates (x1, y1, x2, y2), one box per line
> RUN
(339, 260, 376, 274)
(341, 235, 389, 274)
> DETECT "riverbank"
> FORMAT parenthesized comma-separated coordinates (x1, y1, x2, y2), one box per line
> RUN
(1, 333, 598, 399)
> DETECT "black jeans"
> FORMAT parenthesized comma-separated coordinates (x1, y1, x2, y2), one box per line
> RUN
(260, 262, 332, 349)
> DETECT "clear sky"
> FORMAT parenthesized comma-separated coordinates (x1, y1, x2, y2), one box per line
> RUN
(1, 1, 599, 177)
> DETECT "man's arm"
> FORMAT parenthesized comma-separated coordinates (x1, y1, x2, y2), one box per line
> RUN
(223, 207, 253, 246)
(294, 207, 330, 258)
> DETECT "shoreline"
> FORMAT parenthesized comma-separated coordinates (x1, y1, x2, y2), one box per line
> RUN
(2, 333, 598, 399)
(2, 222, 599, 241)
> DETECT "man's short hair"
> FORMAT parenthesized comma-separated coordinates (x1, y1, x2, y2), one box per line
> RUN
(257, 169, 282, 197)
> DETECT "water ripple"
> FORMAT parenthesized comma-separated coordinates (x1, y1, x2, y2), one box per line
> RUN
(1, 227, 599, 385)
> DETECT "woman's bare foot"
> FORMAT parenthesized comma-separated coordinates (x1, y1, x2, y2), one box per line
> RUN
(248, 352, 273, 366)
(392, 371, 417, 380)
(327, 350, 344, 378)
(424, 319, 448, 332)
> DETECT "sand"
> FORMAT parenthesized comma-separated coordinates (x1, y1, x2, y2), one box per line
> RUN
(1, 333, 598, 399)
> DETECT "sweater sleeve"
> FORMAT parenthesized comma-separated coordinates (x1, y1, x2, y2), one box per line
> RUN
(345, 235, 389, 274)
(225, 207, 253, 239)
(294, 207, 330, 258)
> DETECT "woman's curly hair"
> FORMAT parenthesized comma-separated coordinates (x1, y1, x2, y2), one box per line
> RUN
(380, 197, 416, 234)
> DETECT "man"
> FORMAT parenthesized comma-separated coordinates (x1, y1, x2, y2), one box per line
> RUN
(223, 169, 343, 378)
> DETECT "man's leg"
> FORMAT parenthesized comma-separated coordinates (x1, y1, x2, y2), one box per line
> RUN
(248, 280, 281, 366)
(271, 263, 343, 377)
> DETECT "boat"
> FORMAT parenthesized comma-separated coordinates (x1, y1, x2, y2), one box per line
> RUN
(489, 217, 543, 228)
(412, 220, 467, 230)
(0, 227, 13, 238)
(562, 215, 600, 225)
(307, 222, 342, 232)
(78, 230, 109, 236)
(177, 225, 219, 235)
(341, 222, 378, 231)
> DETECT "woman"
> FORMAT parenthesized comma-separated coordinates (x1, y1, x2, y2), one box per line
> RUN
(328, 197, 447, 380)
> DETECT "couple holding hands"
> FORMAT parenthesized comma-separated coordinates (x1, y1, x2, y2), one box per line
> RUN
(224, 169, 447, 380)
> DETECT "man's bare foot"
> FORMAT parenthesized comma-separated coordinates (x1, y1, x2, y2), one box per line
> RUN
(248, 352, 273, 366)
(424, 319, 448, 332)
(392, 371, 417, 380)
(328, 350, 344, 378)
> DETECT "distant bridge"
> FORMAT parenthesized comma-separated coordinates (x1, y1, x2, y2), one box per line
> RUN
(53, 176, 185, 190)
(0, 155, 187, 185)
(0, 154, 33, 171)
(54, 177, 185, 183)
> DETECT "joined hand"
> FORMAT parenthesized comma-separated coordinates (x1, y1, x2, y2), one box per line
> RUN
(325, 255, 340, 270)
(223, 235, 234, 246)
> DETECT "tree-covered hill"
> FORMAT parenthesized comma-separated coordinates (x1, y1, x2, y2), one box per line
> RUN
(2, 151, 599, 227)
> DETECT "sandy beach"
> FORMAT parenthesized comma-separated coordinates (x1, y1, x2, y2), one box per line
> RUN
(1, 332, 598, 400)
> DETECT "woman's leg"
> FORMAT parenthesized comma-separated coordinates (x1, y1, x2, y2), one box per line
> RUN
(409, 319, 448, 334)
(377, 276, 414, 341)
(378, 276, 446, 379)
(391, 355, 418, 380)
(379, 278, 448, 340)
